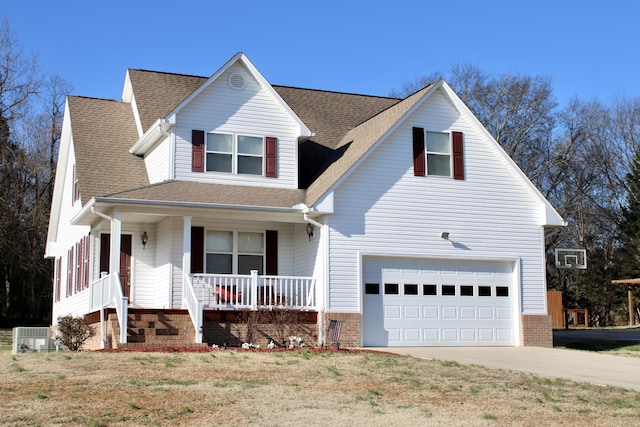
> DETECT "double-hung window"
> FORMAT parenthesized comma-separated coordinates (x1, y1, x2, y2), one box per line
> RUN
(205, 231, 264, 275)
(206, 133, 264, 175)
(425, 131, 451, 177)
(412, 127, 464, 180)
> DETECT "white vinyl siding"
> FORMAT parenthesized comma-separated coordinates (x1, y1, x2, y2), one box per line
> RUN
(173, 63, 299, 188)
(51, 142, 91, 322)
(145, 136, 171, 183)
(326, 88, 548, 316)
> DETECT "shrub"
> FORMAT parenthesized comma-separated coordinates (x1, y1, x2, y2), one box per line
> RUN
(57, 315, 95, 351)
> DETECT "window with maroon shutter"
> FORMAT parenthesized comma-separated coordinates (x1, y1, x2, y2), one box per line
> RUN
(265, 137, 277, 178)
(192, 130, 205, 172)
(412, 127, 425, 176)
(452, 131, 464, 180)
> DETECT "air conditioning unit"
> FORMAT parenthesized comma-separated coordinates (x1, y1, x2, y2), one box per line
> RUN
(12, 327, 51, 354)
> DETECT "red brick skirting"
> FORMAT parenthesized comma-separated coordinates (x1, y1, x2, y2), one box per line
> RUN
(324, 313, 361, 348)
(521, 314, 553, 347)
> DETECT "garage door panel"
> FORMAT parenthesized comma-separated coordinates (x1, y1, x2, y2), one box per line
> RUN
(442, 329, 458, 341)
(460, 306, 476, 319)
(404, 306, 420, 319)
(363, 258, 516, 347)
(496, 307, 512, 320)
(404, 329, 421, 342)
(441, 306, 458, 319)
(423, 329, 439, 341)
(478, 329, 495, 342)
(423, 306, 439, 319)
(478, 307, 494, 320)
(460, 329, 476, 341)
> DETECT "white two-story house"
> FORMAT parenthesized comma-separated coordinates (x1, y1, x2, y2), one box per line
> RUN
(45, 53, 564, 349)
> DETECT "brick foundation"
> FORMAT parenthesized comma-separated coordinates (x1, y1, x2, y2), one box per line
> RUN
(521, 314, 553, 347)
(323, 312, 361, 348)
(84, 309, 199, 350)
(203, 310, 318, 348)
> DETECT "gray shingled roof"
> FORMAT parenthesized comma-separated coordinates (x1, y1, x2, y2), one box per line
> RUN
(68, 96, 149, 203)
(304, 85, 434, 206)
(71, 68, 431, 210)
(127, 69, 207, 132)
(104, 180, 305, 209)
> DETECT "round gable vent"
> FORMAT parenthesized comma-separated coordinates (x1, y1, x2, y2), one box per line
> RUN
(228, 72, 246, 90)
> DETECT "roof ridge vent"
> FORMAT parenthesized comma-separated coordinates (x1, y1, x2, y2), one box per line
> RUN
(228, 72, 246, 90)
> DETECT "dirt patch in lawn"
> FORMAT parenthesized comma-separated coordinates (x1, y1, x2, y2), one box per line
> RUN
(2, 349, 640, 426)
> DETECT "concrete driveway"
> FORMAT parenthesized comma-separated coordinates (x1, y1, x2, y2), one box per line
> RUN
(372, 343, 640, 392)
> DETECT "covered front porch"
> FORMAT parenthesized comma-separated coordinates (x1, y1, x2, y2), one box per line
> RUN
(73, 196, 326, 349)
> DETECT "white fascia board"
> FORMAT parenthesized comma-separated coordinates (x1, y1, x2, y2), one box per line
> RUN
(72, 197, 307, 226)
(439, 81, 565, 228)
(164, 52, 312, 137)
(45, 99, 72, 257)
(129, 119, 173, 155)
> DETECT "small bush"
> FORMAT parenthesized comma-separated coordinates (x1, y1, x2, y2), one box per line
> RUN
(57, 315, 95, 351)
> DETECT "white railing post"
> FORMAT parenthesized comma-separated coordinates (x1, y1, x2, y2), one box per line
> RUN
(119, 296, 128, 344)
(250, 270, 258, 310)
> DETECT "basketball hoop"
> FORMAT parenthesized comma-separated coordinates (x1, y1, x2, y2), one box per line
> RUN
(555, 248, 587, 270)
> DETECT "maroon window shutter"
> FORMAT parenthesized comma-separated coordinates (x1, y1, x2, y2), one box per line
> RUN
(68, 247, 74, 297)
(452, 131, 464, 180)
(265, 137, 277, 178)
(192, 130, 205, 172)
(84, 235, 90, 289)
(265, 230, 278, 275)
(412, 127, 425, 176)
(76, 240, 82, 293)
(190, 226, 204, 274)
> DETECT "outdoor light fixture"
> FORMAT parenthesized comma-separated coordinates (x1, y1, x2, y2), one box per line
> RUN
(141, 231, 148, 249)
(440, 232, 450, 240)
(306, 223, 314, 241)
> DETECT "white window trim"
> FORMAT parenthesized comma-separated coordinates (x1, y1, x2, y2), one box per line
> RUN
(205, 132, 265, 176)
(425, 130, 453, 178)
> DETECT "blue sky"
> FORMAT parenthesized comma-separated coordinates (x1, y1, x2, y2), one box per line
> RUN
(2, 0, 638, 107)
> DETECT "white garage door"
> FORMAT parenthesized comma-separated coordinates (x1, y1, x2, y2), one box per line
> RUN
(362, 258, 516, 347)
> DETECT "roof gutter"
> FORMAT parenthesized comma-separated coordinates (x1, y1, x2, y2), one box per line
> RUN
(129, 119, 173, 156)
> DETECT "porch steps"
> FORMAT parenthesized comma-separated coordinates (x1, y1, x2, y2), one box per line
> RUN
(86, 309, 201, 349)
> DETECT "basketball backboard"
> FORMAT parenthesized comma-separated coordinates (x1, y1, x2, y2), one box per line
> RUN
(555, 248, 587, 269)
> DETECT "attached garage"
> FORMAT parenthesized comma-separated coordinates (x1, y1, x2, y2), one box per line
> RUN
(362, 257, 518, 347)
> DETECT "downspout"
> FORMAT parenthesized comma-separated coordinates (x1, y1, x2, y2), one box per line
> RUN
(304, 212, 326, 346)
(91, 205, 112, 349)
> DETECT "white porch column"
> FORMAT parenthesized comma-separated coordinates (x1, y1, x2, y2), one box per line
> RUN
(182, 216, 192, 307)
(110, 212, 122, 292)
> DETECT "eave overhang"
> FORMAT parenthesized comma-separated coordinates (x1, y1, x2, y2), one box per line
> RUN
(129, 119, 174, 156)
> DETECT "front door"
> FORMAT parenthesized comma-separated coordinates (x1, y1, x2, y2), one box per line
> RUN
(100, 234, 133, 299)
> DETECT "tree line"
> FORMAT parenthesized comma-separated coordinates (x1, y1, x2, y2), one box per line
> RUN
(0, 19, 70, 326)
(0, 17, 638, 326)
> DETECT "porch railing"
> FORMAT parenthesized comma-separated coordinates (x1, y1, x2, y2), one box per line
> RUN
(190, 272, 317, 310)
(88, 273, 128, 345)
(183, 274, 203, 343)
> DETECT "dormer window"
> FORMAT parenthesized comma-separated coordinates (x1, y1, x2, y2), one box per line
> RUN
(192, 130, 277, 177)
(206, 133, 263, 175)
